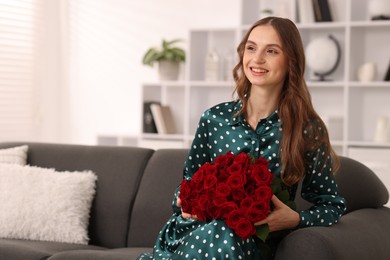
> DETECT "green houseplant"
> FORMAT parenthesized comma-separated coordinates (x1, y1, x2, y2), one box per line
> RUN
(142, 39, 185, 81)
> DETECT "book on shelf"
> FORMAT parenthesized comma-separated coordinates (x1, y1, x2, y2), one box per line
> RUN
(298, 0, 315, 23)
(312, 0, 332, 22)
(150, 104, 176, 134)
(143, 101, 159, 134)
(385, 59, 390, 81)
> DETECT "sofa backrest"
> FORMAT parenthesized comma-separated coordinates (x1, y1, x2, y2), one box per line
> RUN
(127, 148, 188, 247)
(0, 142, 154, 248)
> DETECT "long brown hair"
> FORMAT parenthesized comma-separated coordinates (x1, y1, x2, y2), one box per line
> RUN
(232, 16, 339, 186)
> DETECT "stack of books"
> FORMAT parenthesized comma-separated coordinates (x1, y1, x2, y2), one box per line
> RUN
(143, 101, 176, 134)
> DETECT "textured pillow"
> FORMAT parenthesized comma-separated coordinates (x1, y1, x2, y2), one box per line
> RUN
(0, 145, 28, 165)
(0, 163, 97, 244)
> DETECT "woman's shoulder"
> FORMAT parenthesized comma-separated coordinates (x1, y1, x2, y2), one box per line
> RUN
(303, 117, 331, 153)
(197, 100, 241, 127)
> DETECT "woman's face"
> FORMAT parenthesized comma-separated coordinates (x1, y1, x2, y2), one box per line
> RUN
(243, 25, 288, 91)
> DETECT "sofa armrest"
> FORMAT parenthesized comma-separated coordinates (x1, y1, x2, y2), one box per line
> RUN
(275, 207, 390, 260)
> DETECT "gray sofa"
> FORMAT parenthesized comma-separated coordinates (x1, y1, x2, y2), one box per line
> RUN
(0, 142, 389, 260)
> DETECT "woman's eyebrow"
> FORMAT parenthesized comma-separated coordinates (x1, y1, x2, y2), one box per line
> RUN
(246, 40, 282, 49)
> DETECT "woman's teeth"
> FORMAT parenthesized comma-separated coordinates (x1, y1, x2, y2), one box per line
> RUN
(252, 68, 267, 73)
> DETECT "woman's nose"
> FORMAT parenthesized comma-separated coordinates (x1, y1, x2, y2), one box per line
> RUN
(253, 51, 266, 63)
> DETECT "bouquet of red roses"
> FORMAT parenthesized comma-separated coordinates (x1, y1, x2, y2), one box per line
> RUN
(179, 151, 275, 240)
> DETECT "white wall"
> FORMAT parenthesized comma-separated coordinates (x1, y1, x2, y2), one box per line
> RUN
(58, 0, 240, 144)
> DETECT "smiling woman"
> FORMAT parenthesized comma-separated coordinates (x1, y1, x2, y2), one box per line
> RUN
(137, 16, 346, 260)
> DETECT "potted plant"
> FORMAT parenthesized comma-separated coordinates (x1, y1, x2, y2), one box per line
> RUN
(142, 39, 186, 81)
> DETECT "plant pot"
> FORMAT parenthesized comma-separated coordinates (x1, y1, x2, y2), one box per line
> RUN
(158, 61, 180, 81)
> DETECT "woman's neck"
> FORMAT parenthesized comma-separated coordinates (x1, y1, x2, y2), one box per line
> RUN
(246, 86, 280, 129)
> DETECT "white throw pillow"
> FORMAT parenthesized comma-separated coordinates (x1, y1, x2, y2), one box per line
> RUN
(0, 164, 97, 244)
(0, 145, 28, 165)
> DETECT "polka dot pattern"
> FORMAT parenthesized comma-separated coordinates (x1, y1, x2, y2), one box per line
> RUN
(138, 100, 346, 260)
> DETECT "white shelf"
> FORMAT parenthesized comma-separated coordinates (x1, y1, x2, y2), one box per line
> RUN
(349, 81, 390, 88)
(348, 141, 390, 148)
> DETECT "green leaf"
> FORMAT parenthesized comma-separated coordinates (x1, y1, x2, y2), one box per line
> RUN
(285, 200, 297, 211)
(142, 39, 185, 66)
(270, 176, 282, 194)
(276, 189, 290, 203)
(142, 48, 159, 66)
(255, 224, 269, 242)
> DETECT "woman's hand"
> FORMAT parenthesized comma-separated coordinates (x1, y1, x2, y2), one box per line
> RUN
(255, 195, 300, 232)
(176, 197, 198, 220)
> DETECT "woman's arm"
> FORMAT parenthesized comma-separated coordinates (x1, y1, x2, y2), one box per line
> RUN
(298, 144, 347, 227)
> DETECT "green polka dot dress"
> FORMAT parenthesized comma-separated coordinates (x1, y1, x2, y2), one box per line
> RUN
(138, 100, 346, 260)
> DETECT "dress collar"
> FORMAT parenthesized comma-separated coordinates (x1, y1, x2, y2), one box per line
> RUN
(227, 100, 280, 127)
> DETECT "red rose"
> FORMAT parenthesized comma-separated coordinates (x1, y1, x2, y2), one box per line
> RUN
(254, 185, 273, 202)
(217, 171, 230, 183)
(227, 162, 242, 176)
(197, 194, 209, 211)
(204, 173, 217, 189)
(207, 204, 222, 220)
(192, 197, 208, 221)
(225, 209, 245, 229)
(244, 180, 256, 195)
(251, 164, 273, 185)
(180, 198, 192, 213)
(205, 164, 218, 176)
(215, 151, 234, 167)
(191, 166, 206, 184)
(240, 196, 254, 210)
(215, 183, 232, 197)
(252, 200, 271, 216)
(246, 207, 267, 223)
(212, 195, 228, 207)
(220, 201, 238, 217)
(227, 172, 246, 189)
(234, 152, 251, 168)
(231, 188, 246, 201)
(179, 180, 192, 200)
(235, 217, 256, 239)
(254, 156, 269, 166)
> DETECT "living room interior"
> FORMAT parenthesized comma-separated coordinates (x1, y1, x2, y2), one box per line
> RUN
(1, 0, 389, 199)
(0, 0, 390, 259)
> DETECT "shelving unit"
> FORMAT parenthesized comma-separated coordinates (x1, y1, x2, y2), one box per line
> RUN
(101, 0, 390, 182)
(135, 0, 390, 152)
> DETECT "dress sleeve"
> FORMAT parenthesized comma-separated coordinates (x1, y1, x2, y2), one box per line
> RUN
(297, 143, 347, 227)
(183, 109, 212, 180)
(172, 110, 212, 214)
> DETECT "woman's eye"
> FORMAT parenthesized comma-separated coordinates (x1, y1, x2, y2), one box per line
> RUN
(267, 49, 278, 54)
(246, 46, 256, 51)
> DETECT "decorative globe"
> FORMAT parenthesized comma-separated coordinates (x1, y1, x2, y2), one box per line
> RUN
(305, 35, 341, 81)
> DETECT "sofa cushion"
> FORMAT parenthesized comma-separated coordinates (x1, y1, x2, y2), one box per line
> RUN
(0, 145, 28, 165)
(336, 156, 389, 213)
(0, 164, 97, 244)
(0, 142, 155, 248)
(0, 238, 104, 260)
(127, 149, 188, 247)
(47, 247, 152, 260)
